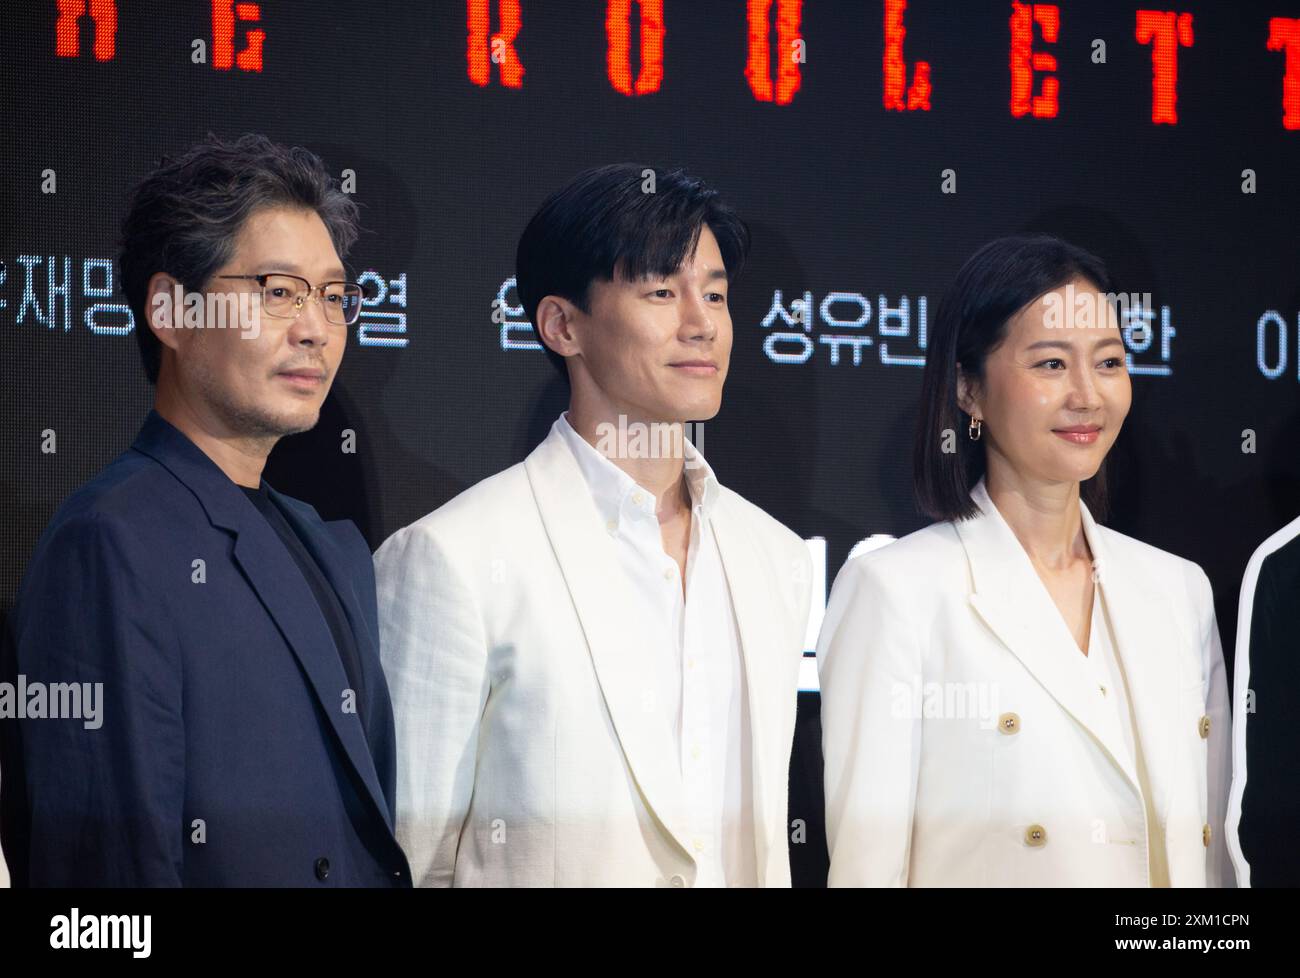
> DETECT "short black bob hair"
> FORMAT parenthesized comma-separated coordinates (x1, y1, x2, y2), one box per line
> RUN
(913, 233, 1116, 523)
(515, 163, 751, 378)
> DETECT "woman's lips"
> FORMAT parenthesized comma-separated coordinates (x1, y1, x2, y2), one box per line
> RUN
(1052, 427, 1101, 444)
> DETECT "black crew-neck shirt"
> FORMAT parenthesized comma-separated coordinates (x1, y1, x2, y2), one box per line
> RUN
(239, 483, 367, 727)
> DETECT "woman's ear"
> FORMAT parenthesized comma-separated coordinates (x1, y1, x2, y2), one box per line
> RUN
(955, 363, 981, 418)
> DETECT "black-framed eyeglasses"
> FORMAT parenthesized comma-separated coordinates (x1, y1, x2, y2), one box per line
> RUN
(214, 273, 366, 326)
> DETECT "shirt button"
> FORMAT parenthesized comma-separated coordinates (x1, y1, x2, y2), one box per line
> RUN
(314, 856, 331, 881)
(997, 712, 1020, 735)
(669, 875, 686, 887)
(1198, 715, 1211, 738)
(1099, 684, 1108, 697)
(1203, 823, 1212, 847)
(693, 838, 705, 853)
(663, 568, 674, 581)
(632, 492, 644, 506)
(605, 519, 617, 533)
(1024, 824, 1048, 847)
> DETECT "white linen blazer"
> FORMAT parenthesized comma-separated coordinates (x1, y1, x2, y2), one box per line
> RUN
(818, 479, 1234, 887)
(373, 424, 812, 887)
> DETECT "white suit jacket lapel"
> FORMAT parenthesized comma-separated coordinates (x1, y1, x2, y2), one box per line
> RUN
(709, 497, 782, 885)
(1078, 500, 1182, 835)
(523, 427, 695, 863)
(957, 480, 1146, 796)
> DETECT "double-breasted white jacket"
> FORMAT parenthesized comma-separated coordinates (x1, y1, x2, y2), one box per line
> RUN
(818, 479, 1234, 887)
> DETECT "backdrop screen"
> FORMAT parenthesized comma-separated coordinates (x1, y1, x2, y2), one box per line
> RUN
(3, 0, 1298, 885)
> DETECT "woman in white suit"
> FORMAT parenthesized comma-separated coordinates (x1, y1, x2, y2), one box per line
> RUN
(817, 234, 1234, 887)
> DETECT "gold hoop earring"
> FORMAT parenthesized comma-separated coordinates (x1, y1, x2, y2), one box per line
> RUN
(968, 417, 982, 441)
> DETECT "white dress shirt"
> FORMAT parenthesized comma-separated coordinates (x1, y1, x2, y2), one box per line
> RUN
(555, 413, 755, 887)
(1085, 583, 1171, 886)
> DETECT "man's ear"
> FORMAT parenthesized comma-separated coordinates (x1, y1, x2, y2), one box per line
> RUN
(535, 295, 582, 360)
(145, 271, 183, 354)
(955, 363, 981, 418)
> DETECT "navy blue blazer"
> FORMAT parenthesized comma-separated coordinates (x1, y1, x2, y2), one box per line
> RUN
(0, 410, 411, 887)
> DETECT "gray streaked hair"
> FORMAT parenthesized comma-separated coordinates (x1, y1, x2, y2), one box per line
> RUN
(118, 132, 361, 383)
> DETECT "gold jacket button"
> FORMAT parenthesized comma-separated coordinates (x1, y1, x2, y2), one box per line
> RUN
(1202, 823, 1212, 847)
(1199, 715, 1211, 739)
(1024, 824, 1048, 847)
(998, 712, 1021, 734)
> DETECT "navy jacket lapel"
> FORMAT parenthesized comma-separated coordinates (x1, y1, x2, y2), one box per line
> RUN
(130, 410, 394, 832)
(268, 489, 396, 827)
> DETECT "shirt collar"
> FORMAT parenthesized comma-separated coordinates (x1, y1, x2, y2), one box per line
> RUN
(681, 429, 721, 516)
(553, 412, 721, 533)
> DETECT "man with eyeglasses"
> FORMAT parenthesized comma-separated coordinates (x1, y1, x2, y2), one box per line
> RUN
(0, 133, 410, 887)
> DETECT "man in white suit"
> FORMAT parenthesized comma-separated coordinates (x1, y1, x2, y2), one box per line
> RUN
(374, 164, 812, 887)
